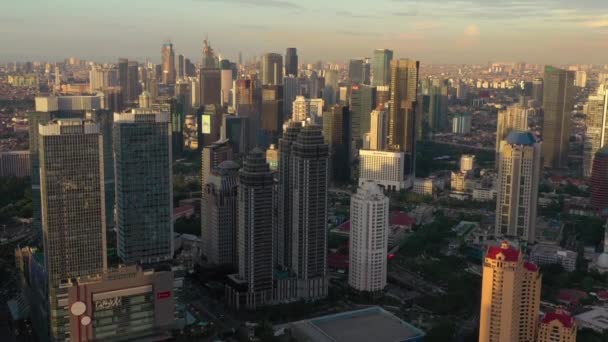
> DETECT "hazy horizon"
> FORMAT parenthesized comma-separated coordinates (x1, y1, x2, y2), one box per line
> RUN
(2, 0, 608, 65)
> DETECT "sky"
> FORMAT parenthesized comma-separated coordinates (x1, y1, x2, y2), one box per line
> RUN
(2, 0, 608, 65)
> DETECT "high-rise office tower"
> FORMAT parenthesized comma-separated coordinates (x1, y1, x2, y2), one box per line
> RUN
(542, 66, 575, 168)
(369, 105, 388, 151)
(198, 68, 222, 106)
(376, 85, 390, 108)
(348, 59, 364, 84)
(292, 96, 324, 122)
(532, 77, 544, 104)
(229, 149, 274, 309)
(495, 131, 541, 243)
(261, 85, 284, 137)
(362, 59, 371, 85)
(262, 53, 283, 85)
(89, 65, 118, 92)
(290, 125, 329, 299)
(479, 241, 541, 342)
(201, 160, 239, 266)
(285, 48, 298, 77)
(161, 42, 176, 85)
(221, 115, 251, 154)
(349, 84, 377, 142)
(388, 59, 419, 175)
(372, 49, 393, 87)
(322, 105, 351, 182)
(114, 109, 173, 265)
(184, 57, 194, 77)
(583, 88, 608, 177)
(537, 309, 577, 342)
(283, 76, 299, 117)
(220, 69, 233, 105)
(575, 70, 587, 87)
(177, 54, 184, 79)
(127, 61, 139, 102)
(277, 121, 302, 268)
(201, 139, 234, 188)
(591, 146, 608, 216)
(324, 69, 339, 90)
(496, 102, 529, 157)
(118, 58, 129, 100)
(428, 82, 448, 132)
(39, 119, 107, 286)
(348, 182, 389, 293)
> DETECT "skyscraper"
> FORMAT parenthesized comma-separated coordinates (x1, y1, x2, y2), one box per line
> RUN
(496, 102, 529, 161)
(262, 53, 283, 85)
(583, 87, 608, 177)
(201, 38, 217, 69)
(127, 61, 139, 102)
(290, 125, 329, 299)
(161, 42, 176, 85)
(283, 75, 299, 117)
(372, 49, 393, 87)
(228, 149, 274, 309)
(428, 82, 448, 132)
(114, 109, 173, 265)
(349, 84, 377, 142)
(532, 77, 544, 104)
(369, 105, 388, 151)
(177, 54, 184, 79)
(292, 96, 324, 122)
(348, 59, 364, 84)
(201, 160, 239, 266)
(261, 85, 284, 137)
(479, 242, 541, 342)
(198, 68, 222, 106)
(388, 59, 419, 174)
(277, 121, 302, 268)
(201, 139, 234, 187)
(542, 66, 575, 168)
(348, 182, 389, 293)
(322, 105, 351, 182)
(285, 48, 298, 77)
(495, 131, 541, 242)
(39, 119, 107, 286)
(118, 58, 129, 101)
(590, 146, 608, 216)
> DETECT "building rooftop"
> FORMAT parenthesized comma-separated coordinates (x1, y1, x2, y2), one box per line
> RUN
(542, 310, 575, 328)
(506, 131, 536, 146)
(486, 241, 520, 262)
(287, 307, 424, 342)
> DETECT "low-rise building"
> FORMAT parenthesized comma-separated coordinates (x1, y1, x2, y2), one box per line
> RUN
(0, 150, 30, 177)
(530, 244, 577, 272)
(359, 149, 406, 191)
(575, 307, 608, 332)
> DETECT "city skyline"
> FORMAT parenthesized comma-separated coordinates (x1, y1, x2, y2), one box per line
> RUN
(3, 0, 608, 64)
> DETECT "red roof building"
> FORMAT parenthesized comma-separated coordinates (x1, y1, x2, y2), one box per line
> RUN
(485, 241, 521, 262)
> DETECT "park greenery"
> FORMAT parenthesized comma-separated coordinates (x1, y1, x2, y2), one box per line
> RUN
(0, 176, 32, 224)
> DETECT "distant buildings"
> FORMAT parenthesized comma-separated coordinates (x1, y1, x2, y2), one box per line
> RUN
(113, 109, 173, 265)
(292, 96, 323, 122)
(348, 59, 364, 84)
(530, 244, 577, 272)
(0, 150, 29, 177)
(349, 84, 376, 142)
(542, 66, 575, 169)
(479, 242, 541, 342)
(583, 87, 608, 177)
(452, 112, 471, 134)
(495, 131, 541, 242)
(428, 81, 448, 132)
(369, 106, 388, 151)
(349, 182, 389, 293)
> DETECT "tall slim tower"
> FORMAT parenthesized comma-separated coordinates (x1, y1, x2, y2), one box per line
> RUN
(290, 124, 329, 299)
(388, 59, 419, 175)
(114, 109, 173, 265)
(285, 48, 298, 77)
(532, 77, 544, 104)
(496, 102, 529, 165)
(127, 61, 139, 102)
(369, 105, 388, 151)
(349, 84, 377, 142)
(277, 121, 302, 268)
(201, 160, 239, 266)
(232, 149, 274, 308)
(262, 53, 283, 85)
(372, 49, 393, 87)
(39, 119, 107, 286)
(583, 87, 608, 177)
(348, 182, 389, 293)
(161, 42, 176, 85)
(348, 59, 364, 84)
(495, 131, 541, 243)
(118, 58, 129, 101)
(177, 54, 185, 80)
(428, 82, 448, 132)
(479, 241, 541, 342)
(590, 146, 608, 216)
(542, 66, 575, 168)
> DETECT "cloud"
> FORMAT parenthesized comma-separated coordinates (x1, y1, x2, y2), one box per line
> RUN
(336, 29, 382, 37)
(393, 10, 418, 17)
(239, 24, 269, 30)
(194, 0, 301, 9)
(335, 10, 377, 19)
(464, 24, 480, 37)
(586, 19, 608, 28)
